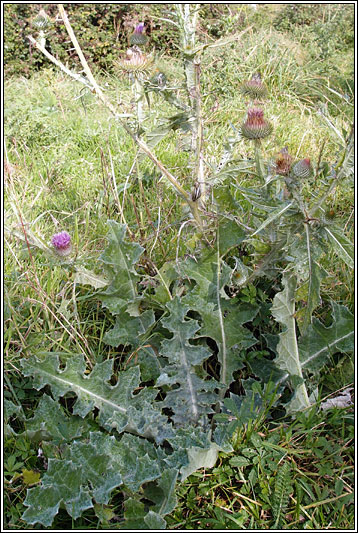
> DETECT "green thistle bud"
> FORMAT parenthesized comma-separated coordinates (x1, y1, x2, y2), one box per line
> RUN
(240, 73, 268, 100)
(292, 158, 312, 179)
(129, 23, 148, 46)
(241, 108, 272, 140)
(32, 9, 51, 31)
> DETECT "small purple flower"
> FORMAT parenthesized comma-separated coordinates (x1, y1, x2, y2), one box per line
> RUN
(51, 231, 72, 257)
(135, 22, 145, 34)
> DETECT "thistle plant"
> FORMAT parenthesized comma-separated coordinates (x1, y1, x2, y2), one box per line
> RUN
(9, 4, 353, 529)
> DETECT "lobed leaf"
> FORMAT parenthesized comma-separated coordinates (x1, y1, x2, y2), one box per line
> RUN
(158, 297, 218, 425)
(20, 353, 170, 443)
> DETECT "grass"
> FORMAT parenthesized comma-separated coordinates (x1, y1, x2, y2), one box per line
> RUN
(4, 5, 354, 530)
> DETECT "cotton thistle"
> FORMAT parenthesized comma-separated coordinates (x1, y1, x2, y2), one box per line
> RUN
(240, 73, 268, 101)
(51, 231, 72, 257)
(292, 158, 312, 179)
(129, 22, 148, 46)
(241, 108, 272, 140)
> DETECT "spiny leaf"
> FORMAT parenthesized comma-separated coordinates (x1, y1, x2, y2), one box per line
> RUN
(184, 292, 259, 389)
(143, 469, 178, 516)
(85, 432, 162, 492)
(324, 226, 354, 269)
(98, 221, 143, 314)
(298, 301, 354, 374)
(251, 202, 294, 236)
(218, 217, 246, 256)
(178, 252, 232, 301)
(103, 309, 155, 347)
(271, 274, 311, 413)
(24, 394, 91, 443)
(20, 354, 170, 443)
(158, 297, 218, 425)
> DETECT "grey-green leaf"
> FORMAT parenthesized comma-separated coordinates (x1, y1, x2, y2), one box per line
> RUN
(20, 354, 169, 443)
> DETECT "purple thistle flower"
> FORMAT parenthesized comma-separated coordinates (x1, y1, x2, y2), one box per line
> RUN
(135, 22, 145, 34)
(51, 231, 72, 257)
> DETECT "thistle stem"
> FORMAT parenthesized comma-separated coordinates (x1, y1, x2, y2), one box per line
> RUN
(56, 4, 203, 228)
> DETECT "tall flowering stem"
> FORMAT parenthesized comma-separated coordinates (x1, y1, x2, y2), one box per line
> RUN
(55, 4, 203, 228)
(176, 4, 206, 205)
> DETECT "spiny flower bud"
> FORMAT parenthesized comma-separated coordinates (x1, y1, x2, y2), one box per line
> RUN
(240, 73, 268, 100)
(32, 9, 51, 31)
(274, 147, 293, 176)
(292, 158, 312, 179)
(117, 48, 153, 73)
(51, 231, 72, 257)
(129, 22, 148, 46)
(241, 108, 272, 140)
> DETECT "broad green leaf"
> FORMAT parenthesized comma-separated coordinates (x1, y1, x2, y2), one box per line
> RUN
(20, 354, 169, 443)
(103, 309, 155, 347)
(271, 274, 311, 413)
(120, 499, 167, 530)
(119, 498, 147, 530)
(158, 297, 218, 425)
(151, 261, 177, 305)
(218, 217, 246, 256)
(143, 469, 178, 516)
(98, 221, 143, 314)
(297, 223, 327, 333)
(184, 292, 258, 389)
(24, 394, 90, 443)
(144, 511, 167, 529)
(324, 227, 354, 269)
(4, 399, 24, 437)
(178, 253, 232, 301)
(298, 302, 354, 374)
(22, 459, 98, 526)
(87, 432, 162, 492)
(180, 441, 222, 481)
(73, 266, 109, 289)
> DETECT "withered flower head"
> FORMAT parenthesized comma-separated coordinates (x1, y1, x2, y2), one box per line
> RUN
(275, 147, 293, 176)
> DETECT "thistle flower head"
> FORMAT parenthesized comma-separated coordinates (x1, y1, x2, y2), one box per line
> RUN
(292, 158, 312, 179)
(51, 231, 72, 257)
(130, 22, 148, 46)
(135, 22, 145, 34)
(275, 147, 293, 175)
(240, 73, 268, 100)
(117, 48, 153, 73)
(241, 108, 273, 140)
